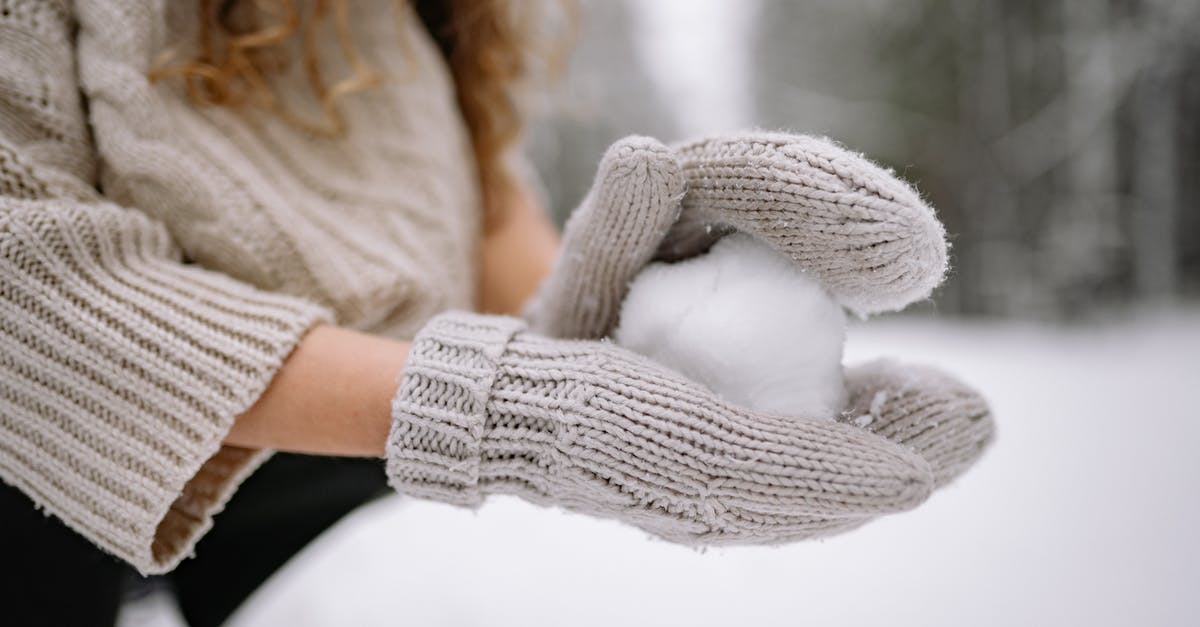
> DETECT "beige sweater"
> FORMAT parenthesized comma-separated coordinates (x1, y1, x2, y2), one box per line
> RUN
(0, 0, 481, 574)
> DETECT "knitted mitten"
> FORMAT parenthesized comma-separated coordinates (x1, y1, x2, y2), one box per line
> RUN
(387, 311, 935, 545)
(672, 132, 948, 316)
(528, 132, 950, 342)
(511, 132, 992, 540)
(524, 136, 684, 340)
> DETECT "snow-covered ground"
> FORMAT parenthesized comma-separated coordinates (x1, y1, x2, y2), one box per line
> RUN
(120, 309, 1200, 627)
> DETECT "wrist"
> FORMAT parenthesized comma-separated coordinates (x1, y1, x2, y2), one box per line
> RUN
(226, 324, 409, 457)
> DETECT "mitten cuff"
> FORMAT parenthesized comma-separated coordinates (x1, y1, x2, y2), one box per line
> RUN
(385, 311, 525, 506)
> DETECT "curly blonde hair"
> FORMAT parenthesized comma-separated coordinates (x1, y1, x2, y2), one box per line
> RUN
(150, 0, 573, 215)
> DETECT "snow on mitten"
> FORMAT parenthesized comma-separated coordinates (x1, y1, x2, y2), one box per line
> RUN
(844, 360, 994, 488)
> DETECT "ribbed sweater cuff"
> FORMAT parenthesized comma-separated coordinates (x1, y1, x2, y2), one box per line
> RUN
(0, 225, 331, 574)
(385, 311, 525, 507)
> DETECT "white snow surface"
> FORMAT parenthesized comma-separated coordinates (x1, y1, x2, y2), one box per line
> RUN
(613, 234, 847, 418)
(118, 309, 1200, 627)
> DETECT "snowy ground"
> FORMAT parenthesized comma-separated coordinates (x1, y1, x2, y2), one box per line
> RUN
(120, 309, 1200, 627)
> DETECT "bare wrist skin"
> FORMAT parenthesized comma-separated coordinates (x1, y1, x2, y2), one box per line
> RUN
(226, 183, 558, 455)
(225, 325, 409, 457)
(477, 180, 560, 316)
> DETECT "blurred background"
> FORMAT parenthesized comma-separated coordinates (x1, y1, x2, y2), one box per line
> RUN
(526, 0, 1200, 319)
(121, 1, 1199, 626)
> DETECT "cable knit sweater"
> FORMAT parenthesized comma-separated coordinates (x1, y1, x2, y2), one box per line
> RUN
(0, 0, 481, 574)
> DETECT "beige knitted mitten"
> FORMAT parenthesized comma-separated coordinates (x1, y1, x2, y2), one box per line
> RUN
(671, 132, 948, 316)
(527, 132, 949, 342)
(473, 132, 993, 543)
(387, 311, 937, 545)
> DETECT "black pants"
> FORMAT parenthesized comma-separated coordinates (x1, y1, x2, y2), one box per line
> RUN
(1, 453, 389, 627)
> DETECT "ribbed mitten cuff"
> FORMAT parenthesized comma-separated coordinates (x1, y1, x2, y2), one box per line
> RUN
(386, 312, 525, 506)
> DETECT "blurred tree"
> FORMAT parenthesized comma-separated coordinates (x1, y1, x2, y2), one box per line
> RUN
(525, 0, 1199, 317)
(752, 0, 1200, 317)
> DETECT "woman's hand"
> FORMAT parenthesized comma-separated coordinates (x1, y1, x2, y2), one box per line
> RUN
(477, 180, 560, 317)
(842, 360, 994, 488)
(521, 131, 992, 505)
(387, 311, 936, 544)
(526, 132, 951, 337)
(224, 325, 408, 456)
(226, 131, 993, 537)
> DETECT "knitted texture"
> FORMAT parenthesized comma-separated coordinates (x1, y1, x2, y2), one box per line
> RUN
(525, 137, 684, 339)
(0, 198, 329, 573)
(388, 311, 938, 544)
(528, 132, 950, 342)
(843, 360, 994, 488)
(1, 1, 478, 573)
(76, 0, 481, 336)
(672, 133, 948, 316)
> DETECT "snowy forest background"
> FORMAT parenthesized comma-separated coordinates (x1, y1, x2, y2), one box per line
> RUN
(121, 2, 1200, 626)
(526, 0, 1200, 319)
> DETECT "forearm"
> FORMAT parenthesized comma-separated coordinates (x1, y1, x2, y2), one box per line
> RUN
(227, 183, 557, 456)
(477, 181, 560, 315)
(224, 325, 408, 457)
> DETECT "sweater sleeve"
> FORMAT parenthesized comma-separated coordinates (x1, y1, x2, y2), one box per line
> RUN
(0, 4, 332, 574)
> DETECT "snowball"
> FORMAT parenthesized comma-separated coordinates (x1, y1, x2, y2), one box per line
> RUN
(614, 233, 847, 419)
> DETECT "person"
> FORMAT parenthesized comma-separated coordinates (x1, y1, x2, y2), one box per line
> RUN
(0, 1, 994, 625)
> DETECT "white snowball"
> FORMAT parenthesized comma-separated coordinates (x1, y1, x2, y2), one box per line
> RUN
(614, 234, 846, 419)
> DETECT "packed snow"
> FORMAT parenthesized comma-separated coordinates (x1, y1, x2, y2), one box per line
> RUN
(614, 233, 846, 418)
(117, 309, 1200, 627)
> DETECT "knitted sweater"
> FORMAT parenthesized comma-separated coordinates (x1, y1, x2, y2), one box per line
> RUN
(0, 0, 481, 574)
